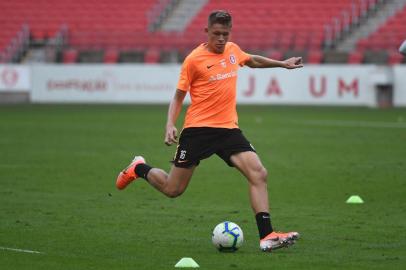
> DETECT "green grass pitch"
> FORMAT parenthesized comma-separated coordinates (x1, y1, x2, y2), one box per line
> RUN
(0, 105, 405, 269)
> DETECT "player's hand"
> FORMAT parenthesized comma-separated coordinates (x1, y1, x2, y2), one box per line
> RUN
(164, 124, 178, 146)
(283, 57, 303, 69)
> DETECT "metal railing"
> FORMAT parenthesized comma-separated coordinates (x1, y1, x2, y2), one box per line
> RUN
(324, 0, 384, 49)
(0, 24, 30, 63)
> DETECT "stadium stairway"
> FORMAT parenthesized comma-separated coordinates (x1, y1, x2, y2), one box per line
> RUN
(358, 1, 406, 64)
(159, 0, 208, 32)
(336, 0, 406, 52)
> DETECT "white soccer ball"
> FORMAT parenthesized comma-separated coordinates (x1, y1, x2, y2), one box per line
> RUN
(212, 221, 244, 252)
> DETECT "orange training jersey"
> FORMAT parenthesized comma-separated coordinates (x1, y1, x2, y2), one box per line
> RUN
(177, 42, 251, 129)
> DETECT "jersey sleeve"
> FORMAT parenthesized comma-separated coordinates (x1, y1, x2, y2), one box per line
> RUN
(233, 43, 251, 66)
(177, 57, 192, 91)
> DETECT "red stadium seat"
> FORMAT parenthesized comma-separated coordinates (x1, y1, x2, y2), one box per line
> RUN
(387, 51, 404, 65)
(144, 48, 160, 63)
(307, 50, 323, 64)
(267, 51, 283, 60)
(63, 49, 78, 63)
(104, 49, 119, 63)
(348, 51, 363, 64)
(0, 0, 156, 50)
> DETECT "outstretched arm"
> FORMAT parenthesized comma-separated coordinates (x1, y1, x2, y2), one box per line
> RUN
(245, 55, 303, 69)
(165, 89, 187, 146)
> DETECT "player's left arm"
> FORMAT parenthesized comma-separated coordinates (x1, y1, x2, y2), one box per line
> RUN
(245, 54, 303, 69)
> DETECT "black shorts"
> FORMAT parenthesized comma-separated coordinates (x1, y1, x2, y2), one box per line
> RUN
(172, 127, 255, 168)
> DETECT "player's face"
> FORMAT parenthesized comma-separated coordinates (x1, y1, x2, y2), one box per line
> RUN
(205, 23, 231, 54)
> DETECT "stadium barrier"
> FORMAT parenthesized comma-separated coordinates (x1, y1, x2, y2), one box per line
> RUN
(0, 64, 405, 107)
(31, 64, 181, 104)
(393, 66, 406, 107)
(0, 65, 30, 92)
(0, 65, 31, 103)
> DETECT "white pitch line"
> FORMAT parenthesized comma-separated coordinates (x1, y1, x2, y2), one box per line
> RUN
(296, 120, 406, 129)
(0, 246, 42, 254)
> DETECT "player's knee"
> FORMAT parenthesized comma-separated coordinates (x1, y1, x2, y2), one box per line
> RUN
(251, 166, 268, 184)
(258, 166, 268, 182)
(165, 188, 184, 198)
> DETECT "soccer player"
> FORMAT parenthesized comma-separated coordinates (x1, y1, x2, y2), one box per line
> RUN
(116, 10, 303, 252)
(399, 40, 406, 55)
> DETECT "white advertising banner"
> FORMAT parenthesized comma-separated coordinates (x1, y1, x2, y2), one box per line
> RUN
(393, 65, 406, 107)
(0, 65, 30, 92)
(31, 64, 182, 103)
(31, 64, 376, 105)
(237, 65, 375, 105)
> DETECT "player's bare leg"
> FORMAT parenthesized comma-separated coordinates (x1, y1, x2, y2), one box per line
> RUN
(230, 151, 300, 252)
(145, 165, 196, 198)
(116, 156, 195, 198)
(230, 151, 269, 213)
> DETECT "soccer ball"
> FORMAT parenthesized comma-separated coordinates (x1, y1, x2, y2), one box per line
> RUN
(212, 221, 244, 252)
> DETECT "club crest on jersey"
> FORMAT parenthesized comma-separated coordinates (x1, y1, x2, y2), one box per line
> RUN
(229, 54, 236, 64)
(220, 59, 227, 68)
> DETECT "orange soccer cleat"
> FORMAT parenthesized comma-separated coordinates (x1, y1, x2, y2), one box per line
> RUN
(259, 231, 300, 252)
(116, 156, 146, 190)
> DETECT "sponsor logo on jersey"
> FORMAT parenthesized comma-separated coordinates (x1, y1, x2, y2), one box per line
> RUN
(209, 70, 237, 82)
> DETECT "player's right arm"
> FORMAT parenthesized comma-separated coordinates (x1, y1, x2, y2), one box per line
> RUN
(165, 89, 187, 146)
(165, 53, 192, 146)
